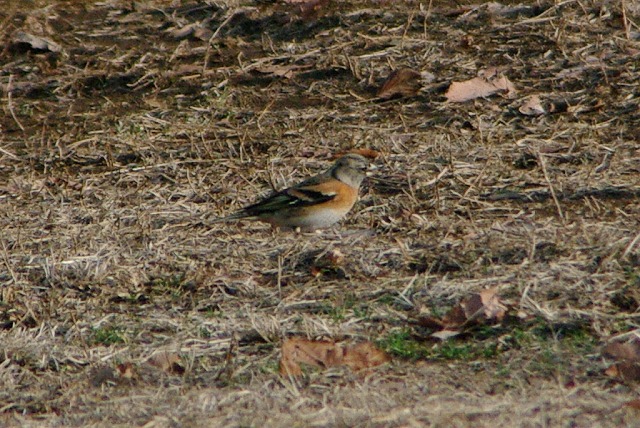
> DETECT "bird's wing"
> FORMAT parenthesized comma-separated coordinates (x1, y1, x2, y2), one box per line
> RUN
(242, 183, 337, 216)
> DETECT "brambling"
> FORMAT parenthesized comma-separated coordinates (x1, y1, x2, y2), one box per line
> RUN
(213, 154, 369, 230)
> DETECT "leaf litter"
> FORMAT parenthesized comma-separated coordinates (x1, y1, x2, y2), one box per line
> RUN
(415, 288, 507, 340)
(279, 338, 390, 376)
(445, 67, 517, 102)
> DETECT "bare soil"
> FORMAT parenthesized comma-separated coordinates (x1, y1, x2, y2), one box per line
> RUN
(1, 1, 640, 427)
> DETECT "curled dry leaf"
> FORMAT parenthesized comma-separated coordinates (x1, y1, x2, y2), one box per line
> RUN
(342, 342, 392, 371)
(279, 338, 389, 376)
(605, 362, 640, 382)
(12, 31, 62, 53)
(309, 249, 346, 278)
(377, 68, 422, 100)
(326, 249, 344, 266)
(431, 329, 462, 341)
(446, 68, 516, 102)
(116, 362, 136, 380)
(415, 288, 506, 340)
(624, 399, 640, 410)
(441, 305, 467, 328)
(519, 95, 546, 116)
(462, 288, 507, 322)
(603, 340, 640, 362)
(603, 338, 640, 382)
(147, 351, 185, 375)
(446, 78, 497, 102)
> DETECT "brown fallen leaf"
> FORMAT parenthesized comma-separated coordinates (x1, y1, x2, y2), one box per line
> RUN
(603, 338, 640, 382)
(116, 362, 136, 380)
(603, 340, 640, 362)
(441, 304, 467, 328)
(519, 95, 546, 116)
(147, 351, 185, 375)
(280, 338, 341, 376)
(624, 399, 640, 410)
(415, 314, 446, 329)
(279, 338, 389, 376)
(377, 68, 422, 100)
(12, 31, 62, 53)
(446, 77, 497, 102)
(479, 68, 517, 97)
(462, 288, 506, 322)
(326, 249, 344, 265)
(446, 68, 516, 102)
(431, 329, 462, 341)
(309, 248, 347, 278)
(342, 341, 391, 371)
(605, 362, 640, 382)
(415, 289, 507, 340)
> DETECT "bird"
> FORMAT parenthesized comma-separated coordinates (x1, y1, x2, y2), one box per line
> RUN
(212, 153, 370, 231)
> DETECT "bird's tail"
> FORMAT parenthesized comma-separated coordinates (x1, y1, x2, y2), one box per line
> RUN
(209, 211, 249, 223)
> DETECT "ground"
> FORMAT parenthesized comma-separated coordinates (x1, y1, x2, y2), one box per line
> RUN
(1, 0, 640, 426)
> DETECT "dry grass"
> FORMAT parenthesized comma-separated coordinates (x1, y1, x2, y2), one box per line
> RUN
(1, 0, 640, 426)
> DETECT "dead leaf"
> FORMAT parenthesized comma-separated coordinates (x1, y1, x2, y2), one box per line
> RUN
(309, 249, 346, 278)
(116, 362, 135, 379)
(519, 95, 546, 116)
(280, 338, 340, 376)
(462, 288, 506, 322)
(415, 289, 506, 340)
(326, 249, 344, 266)
(342, 342, 391, 370)
(603, 340, 640, 362)
(624, 399, 640, 410)
(441, 304, 467, 327)
(606, 362, 640, 382)
(603, 338, 640, 382)
(446, 69, 516, 102)
(147, 351, 185, 375)
(279, 338, 389, 376)
(415, 314, 445, 329)
(310, 265, 322, 277)
(377, 68, 422, 100)
(479, 68, 516, 97)
(445, 77, 498, 102)
(12, 31, 62, 53)
(431, 329, 462, 341)
(605, 364, 620, 378)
